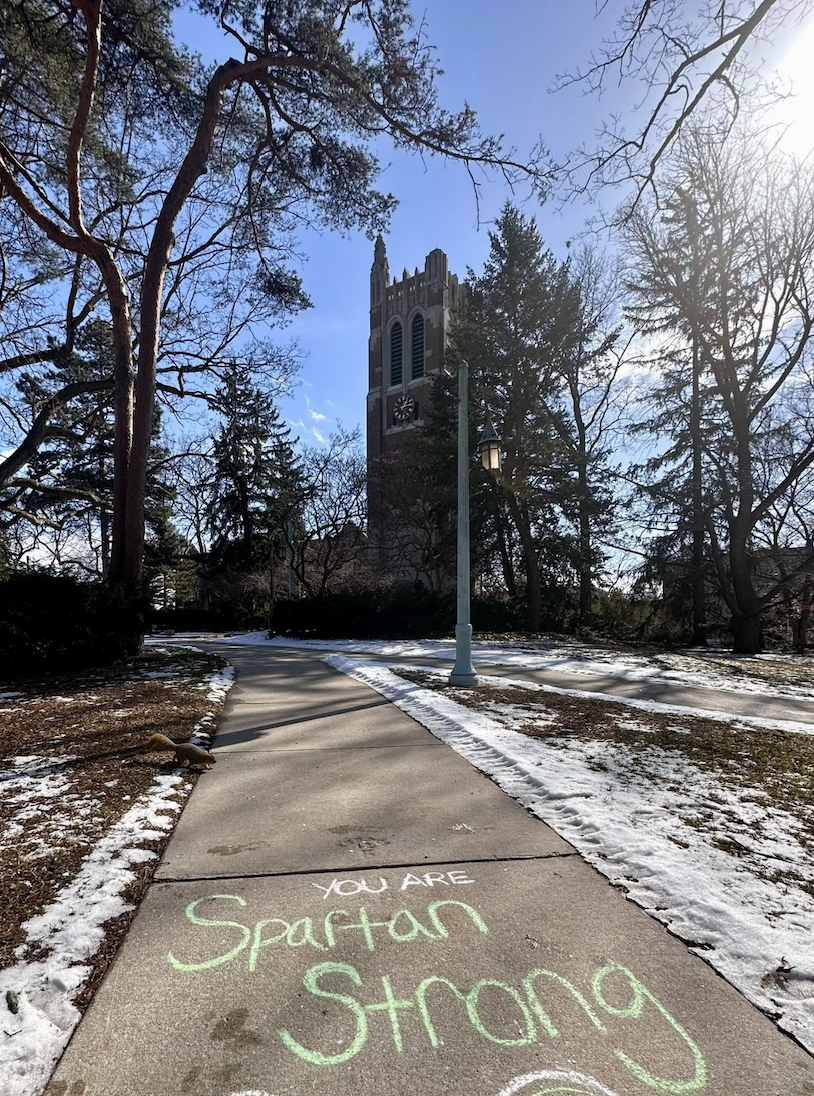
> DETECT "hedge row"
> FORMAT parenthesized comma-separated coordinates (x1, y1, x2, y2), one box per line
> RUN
(0, 571, 142, 677)
(150, 586, 532, 639)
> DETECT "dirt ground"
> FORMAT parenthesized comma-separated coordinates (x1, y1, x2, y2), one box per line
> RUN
(0, 646, 228, 1011)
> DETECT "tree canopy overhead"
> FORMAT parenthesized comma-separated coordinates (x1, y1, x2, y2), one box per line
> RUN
(0, 0, 547, 605)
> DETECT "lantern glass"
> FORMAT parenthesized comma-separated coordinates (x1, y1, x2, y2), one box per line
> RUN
(480, 440, 502, 472)
(477, 415, 502, 475)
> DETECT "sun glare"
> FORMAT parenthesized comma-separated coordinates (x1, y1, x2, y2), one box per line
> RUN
(770, 16, 814, 157)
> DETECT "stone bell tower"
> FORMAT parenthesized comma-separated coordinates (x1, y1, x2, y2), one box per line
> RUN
(366, 235, 462, 471)
(365, 236, 463, 578)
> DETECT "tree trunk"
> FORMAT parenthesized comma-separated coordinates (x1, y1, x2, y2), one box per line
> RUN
(690, 334, 707, 645)
(119, 61, 238, 587)
(105, 259, 135, 585)
(494, 500, 518, 599)
(729, 538, 762, 653)
(505, 491, 541, 632)
(723, 389, 760, 651)
(791, 582, 813, 653)
(578, 505, 592, 628)
(731, 611, 762, 654)
(576, 456, 592, 629)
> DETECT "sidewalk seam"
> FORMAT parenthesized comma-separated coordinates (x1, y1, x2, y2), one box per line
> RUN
(153, 849, 580, 885)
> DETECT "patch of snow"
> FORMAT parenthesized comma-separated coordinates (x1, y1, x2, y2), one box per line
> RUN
(0, 663, 236, 1096)
(325, 654, 814, 1056)
(0, 775, 186, 1096)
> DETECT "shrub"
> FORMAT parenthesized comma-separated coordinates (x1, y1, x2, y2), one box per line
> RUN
(0, 570, 143, 678)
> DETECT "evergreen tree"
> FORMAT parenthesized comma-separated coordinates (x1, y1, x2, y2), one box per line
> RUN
(551, 246, 625, 628)
(624, 182, 724, 644)
(6, 320, 173, 576)
(206, 364, 304, 575)
(449, 203, 622, 631)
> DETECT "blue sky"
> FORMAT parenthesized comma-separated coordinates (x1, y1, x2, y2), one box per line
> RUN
(274, 0, 622, 444)
(174, 2, 814, 449)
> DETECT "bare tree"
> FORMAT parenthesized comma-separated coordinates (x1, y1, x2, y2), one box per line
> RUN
(0, 0, 545, 614)
(625, 128, 814, 651)
(293, 428, 371, 597)
(560, 0, 814, 206)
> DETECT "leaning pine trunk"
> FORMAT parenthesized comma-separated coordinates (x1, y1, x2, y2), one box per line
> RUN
(116, 61, 238, 587)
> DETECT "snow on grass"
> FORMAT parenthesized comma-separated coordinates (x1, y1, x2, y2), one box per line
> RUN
(325, 654, 814, 1056)
(201, 631, 814, 699)
(0, 663, 234, 1096)
(0, 775, 188, 1096)
(1, 756, 100, 859)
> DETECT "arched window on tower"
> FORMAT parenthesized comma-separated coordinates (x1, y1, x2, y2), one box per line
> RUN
(390, 321, 403, 386)
(411, 313, 425, 379)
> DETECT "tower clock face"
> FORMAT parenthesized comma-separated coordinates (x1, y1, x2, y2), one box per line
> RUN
(393, 394, 415, 422)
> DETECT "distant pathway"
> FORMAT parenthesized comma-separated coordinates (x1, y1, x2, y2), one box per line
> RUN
(346, 651, 814, 726)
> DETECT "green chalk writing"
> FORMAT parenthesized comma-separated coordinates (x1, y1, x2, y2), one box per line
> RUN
(168, 894, 488, 972)
(167, 894, 251, 973)
(278, 960, 707, 1093)
(593, 965, 707, 1093)
(168, 892, 708, 1093)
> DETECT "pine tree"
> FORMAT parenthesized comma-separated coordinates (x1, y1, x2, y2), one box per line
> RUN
(449, 203, 622, 631)
(9, 320, 173, 576)
(206, 364, 304, 574)
(0, 0, 543, 606)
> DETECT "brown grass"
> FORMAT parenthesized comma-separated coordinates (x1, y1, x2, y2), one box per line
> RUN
(398, 670, 814, 894)
(0, 647, 227, 1010)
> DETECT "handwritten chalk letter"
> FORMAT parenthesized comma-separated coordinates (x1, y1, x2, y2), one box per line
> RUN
(167, 894, 251, 972)
(400, 870, 476, 891)
(278, 962, 369, 1066)
(592, 964, 707, 1094)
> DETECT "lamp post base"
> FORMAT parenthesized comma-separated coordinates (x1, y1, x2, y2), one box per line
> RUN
(449, 623, 479, 686)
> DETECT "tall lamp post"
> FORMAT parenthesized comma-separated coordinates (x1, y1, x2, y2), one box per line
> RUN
(449, 361, 502, 686)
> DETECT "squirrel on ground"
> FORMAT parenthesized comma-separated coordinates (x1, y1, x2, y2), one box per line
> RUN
(146, 733, 216, 769)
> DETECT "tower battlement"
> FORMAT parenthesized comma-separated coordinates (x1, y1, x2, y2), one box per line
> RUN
(370, 240, 462, 316)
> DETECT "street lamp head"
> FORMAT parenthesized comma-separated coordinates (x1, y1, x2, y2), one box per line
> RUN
(478, 416, 502, 474)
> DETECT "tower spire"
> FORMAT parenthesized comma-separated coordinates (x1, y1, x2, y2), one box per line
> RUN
(373, 234, 387, 269)
(370, 234, 389, 306)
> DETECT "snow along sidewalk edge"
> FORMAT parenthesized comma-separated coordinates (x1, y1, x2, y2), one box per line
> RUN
(0, 663, 234, 1096)
(324, 654, 814, 1058)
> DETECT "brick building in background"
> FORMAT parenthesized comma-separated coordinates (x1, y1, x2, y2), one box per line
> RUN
(365, 236, 463, 581)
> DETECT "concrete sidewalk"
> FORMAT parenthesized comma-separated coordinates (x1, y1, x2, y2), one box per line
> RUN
(346, 650, 814, 725)
(46, 645, 814, 1096)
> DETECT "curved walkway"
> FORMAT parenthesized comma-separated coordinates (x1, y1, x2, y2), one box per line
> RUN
(47, 644, 814, 1096)
(349, 650, 814, 726)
